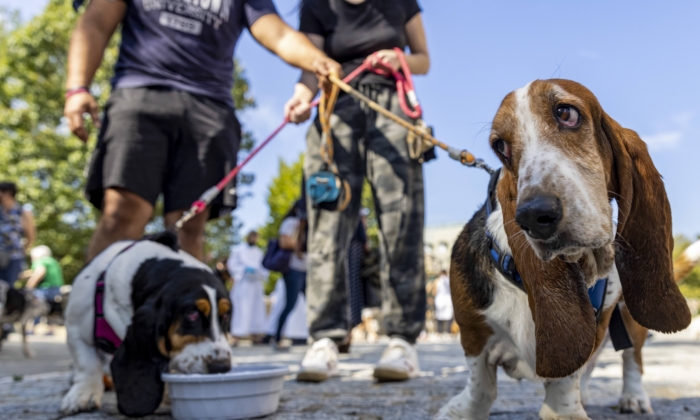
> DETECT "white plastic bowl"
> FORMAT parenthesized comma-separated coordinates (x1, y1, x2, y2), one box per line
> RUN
(162, 364, 290, 420)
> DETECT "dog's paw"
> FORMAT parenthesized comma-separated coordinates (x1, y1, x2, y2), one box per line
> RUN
(539, 405, 590, 420)
(22, 347, 35, 359)
(61, 382, 103, 414)
(619, 392, 653, 414)
(434, 401, 487, 420)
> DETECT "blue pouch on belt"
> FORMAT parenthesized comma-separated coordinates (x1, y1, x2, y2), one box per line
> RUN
(307, 171, 343, 211)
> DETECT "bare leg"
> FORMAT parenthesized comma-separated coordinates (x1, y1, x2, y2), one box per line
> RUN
(435, 351, 497, 420)
(86, 188, 153, 261)
(21, 320, 34, 358)
(164, 208, 210, 261)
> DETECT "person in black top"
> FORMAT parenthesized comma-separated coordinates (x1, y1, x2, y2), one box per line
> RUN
(285, 0, 429, 383)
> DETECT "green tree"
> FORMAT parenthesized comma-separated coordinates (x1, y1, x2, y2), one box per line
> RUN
(258, 154, 305, 246)
(0, 0, 254, 282)
(674, 235, 700, 302)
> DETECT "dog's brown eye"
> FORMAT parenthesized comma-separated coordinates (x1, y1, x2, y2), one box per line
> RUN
(556, 105, 579, 127)
(493, 139, 511, 160)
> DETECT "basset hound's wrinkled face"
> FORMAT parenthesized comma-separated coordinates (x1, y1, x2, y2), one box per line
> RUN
(486, 79, 690, 379)
(158, 283, 233, 374)
(490, 79, 615, 283)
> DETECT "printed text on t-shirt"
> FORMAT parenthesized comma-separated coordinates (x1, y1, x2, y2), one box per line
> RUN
(144, 0, 231, 30)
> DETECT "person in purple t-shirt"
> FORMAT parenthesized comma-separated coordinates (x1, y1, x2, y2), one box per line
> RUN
(64, 0, 341, 261)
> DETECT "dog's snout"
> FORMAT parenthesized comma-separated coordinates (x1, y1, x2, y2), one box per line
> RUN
(206, 360, 231, 374)
(515, 195, 562, 240)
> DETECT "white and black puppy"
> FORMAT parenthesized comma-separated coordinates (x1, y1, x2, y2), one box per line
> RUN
(61, 233, 233, 417)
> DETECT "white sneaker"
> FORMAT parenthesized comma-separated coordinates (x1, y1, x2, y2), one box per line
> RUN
(297, 338, 340, 382)
(373, 337, 420, 381)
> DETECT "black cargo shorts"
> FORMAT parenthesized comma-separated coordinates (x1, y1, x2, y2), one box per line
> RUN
(86, 87, 239, 218)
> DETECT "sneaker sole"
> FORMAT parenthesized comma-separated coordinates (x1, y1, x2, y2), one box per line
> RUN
(296, 370, 330, 383)
(373, 367, 411, 382)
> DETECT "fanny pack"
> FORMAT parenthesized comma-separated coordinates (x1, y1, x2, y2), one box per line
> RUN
(307, 171, 344, 210)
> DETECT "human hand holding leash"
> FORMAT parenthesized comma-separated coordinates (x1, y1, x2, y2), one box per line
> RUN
(368, 49, 401, 72)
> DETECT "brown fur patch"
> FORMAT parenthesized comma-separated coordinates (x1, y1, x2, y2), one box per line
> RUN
(620, 303, 648, 373)
(196, 298, 211, 317)
(159, 321, 207, 357)
(218, 299, 231, 316)
(497, 171, 597, 378)
(450, 260, 493, 357)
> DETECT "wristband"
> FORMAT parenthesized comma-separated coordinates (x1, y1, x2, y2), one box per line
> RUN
(65, 86, 90, 99)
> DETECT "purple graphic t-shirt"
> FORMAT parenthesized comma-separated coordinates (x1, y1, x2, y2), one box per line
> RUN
(112, 0, 277, 106)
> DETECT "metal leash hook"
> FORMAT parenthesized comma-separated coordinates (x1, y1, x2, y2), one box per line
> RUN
(174, 186, 221, 231)
(446, 146, 495, 175)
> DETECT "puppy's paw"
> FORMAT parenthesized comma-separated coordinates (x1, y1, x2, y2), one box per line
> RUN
(61, 381, 104, 414)
(619, 392, 653, 414)
(22, 347, 35, 359)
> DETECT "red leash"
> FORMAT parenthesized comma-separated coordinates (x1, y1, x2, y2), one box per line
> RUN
(175, 49, 421, 230)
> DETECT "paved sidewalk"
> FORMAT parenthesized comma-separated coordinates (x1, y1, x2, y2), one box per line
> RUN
(1, 329, 700, 419)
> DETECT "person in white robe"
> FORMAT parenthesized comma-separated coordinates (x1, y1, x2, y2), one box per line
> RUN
(228, 231, 268, 339)
(434, 270, 454, 335)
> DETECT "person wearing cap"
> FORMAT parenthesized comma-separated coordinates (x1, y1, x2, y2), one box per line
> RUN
(64, 0, 342, 262)
(24, 245, 65, 336)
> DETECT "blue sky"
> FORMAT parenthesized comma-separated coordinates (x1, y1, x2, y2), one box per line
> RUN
(10, 0, 700, 237)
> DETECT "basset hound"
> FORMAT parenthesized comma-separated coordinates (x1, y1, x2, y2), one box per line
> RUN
(61, 233, 233, 417)
(437, 79, 692, 420)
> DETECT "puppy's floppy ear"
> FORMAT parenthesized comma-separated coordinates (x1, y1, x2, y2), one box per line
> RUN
(110, 300, 168, 417)
(602, 113, 691, 333)
(498, 173, 596, 378)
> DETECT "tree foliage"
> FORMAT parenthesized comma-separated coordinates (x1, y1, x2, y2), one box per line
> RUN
(674, 235, 700, 301)
(0, 0, 254, 282)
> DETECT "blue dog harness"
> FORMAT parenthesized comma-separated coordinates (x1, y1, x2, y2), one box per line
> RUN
(484, 169, 632, 350)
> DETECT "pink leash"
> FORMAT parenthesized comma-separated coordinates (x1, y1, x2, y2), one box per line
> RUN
(175, 49, 421, 230)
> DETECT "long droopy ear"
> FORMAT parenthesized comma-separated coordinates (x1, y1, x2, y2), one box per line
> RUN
(110, 302, 168, 417)
(497, 172, 596, 378)
(602, 113, 691, 333)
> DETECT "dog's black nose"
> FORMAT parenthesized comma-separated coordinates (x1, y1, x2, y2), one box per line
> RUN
(207, 361, 231, 374)
(515, 195, 562, 240)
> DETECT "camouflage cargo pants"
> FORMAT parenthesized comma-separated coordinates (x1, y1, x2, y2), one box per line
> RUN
(305, 85, 426, 344)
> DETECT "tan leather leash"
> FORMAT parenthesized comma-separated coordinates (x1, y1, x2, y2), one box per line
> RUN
(327, 73, 495, 175)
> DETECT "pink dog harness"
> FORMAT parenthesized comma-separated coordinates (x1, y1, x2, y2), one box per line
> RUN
(94, 242, 138, 354)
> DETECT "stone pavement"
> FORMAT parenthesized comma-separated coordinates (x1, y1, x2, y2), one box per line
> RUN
(1, 328, 700, 420)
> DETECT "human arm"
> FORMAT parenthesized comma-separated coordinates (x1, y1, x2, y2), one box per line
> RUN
(284, 33, 324, 124)
(21, 209, 35, 253)
(249, 14, 340, 90)
(64, 0, 127, 142)
(25, 265, 47, 290)
(367, 13, 430, 74)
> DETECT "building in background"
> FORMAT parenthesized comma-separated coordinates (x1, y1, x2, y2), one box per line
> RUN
(424, 223, 464, 278)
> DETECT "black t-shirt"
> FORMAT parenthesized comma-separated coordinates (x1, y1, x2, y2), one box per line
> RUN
(300, 0, 421, 86)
